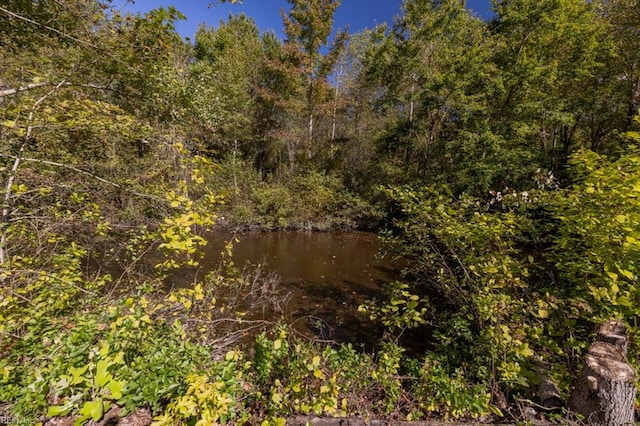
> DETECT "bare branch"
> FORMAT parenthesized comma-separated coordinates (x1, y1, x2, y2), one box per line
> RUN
(0, 82, 49, 98)
(0, 82, 116, 98)
(1, 79, 69, 268)
(0, 6, 100, 50)
(0, 155, 165, 202)
(10, 269, 98, 296)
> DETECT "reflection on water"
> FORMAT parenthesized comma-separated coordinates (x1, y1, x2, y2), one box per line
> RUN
(169, 231, 401, 346)
(202, 231, 396, 288)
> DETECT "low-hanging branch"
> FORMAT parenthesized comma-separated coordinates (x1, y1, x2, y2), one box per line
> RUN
(1, 79, 68, 267)
(0, 82, 116, 98)
(0, 154, 165, 203)
(0, 82, 49, 98)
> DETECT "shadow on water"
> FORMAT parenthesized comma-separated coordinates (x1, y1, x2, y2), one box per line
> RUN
(167, 231, 402, 351)
(281, 278, 387, 350)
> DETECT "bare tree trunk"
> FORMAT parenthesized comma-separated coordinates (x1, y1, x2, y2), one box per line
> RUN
(287, 140, 297, 174)
(331, 74, 339, 142)
(568, 319, 637, 426)
(308, 112, 313, 159)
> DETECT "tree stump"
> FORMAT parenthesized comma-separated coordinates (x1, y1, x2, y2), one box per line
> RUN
(568, 319, 637, 426)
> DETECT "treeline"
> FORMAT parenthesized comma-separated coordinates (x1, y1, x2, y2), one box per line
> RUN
(2, 0, 639, 228)
(1, 0, 640, 423)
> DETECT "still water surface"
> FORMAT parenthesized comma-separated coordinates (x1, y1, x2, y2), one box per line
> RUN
(170, 231, 401, 344)
(202, 231, 396, 287)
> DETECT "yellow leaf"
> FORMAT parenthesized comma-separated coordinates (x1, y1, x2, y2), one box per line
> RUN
(517, 343, 534, 357)
(194, 283, 204, 300)
(619, 269, 634, 280)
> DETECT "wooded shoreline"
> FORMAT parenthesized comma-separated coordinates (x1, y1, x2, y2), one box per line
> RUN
(2, 0, 640, 424)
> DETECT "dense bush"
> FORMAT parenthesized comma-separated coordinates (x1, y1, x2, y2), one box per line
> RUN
(366, 141, 640, 405)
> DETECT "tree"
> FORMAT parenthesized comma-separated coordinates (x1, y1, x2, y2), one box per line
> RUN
(251, 31, 301, 176)
(280, 0, 347, 166)
(597, 0, 640, 126)
(490, 0, 612, 174)
(362, 0, 509, 194)
(326, 28, 391, 189)
(188, 15, 263, 155)
(0, 1, 203, 279)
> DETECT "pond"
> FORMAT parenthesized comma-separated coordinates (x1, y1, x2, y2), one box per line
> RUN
(166, 231, 401, 346)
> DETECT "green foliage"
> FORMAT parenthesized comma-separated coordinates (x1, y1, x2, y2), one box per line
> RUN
(251, 328, 345, 417)
(187, 15, 262, 150)
(152, 351, 250, 425)
(543, 145, 640, 349)
(369, 132, 640, 408)
(212, 162, 381, 230)
(4, 0, 640, 422)
(0, 289, 208, 421)
(405, 355, 493, 420)
(359, 281, 429, 331)
(375, 186, 536, 389)
(46, 342, 126, 425)
(248, 331, 492, 421)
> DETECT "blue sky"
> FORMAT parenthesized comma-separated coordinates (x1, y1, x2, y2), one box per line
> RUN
(117, 1, 494, 41)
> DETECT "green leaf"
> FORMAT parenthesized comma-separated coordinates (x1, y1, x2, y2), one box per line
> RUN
(105, 379, 125, 400)
(95, 359, 112, 387)
(78, 398, 104, 423)
(618, 268, 634, 280)
(47, 404, 73, 417)
(69, 365, 89, 385)
(112, 351, 125, 365)
(98, 341, 110, 358)
(488, 405, 503, 416)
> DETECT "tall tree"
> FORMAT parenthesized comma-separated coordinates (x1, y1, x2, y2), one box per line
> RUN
(327, 27, 394, 190)
(362, 0, 506, 194)
(251, 31, 301, 176)
(281, 0, 347, 165)
(188, 14, 263, 154)
(598, 0, 640, 127)
(490, 0, 611, 174)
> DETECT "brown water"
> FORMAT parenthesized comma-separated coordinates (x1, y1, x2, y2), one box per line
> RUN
(168, 231, 400, 345)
